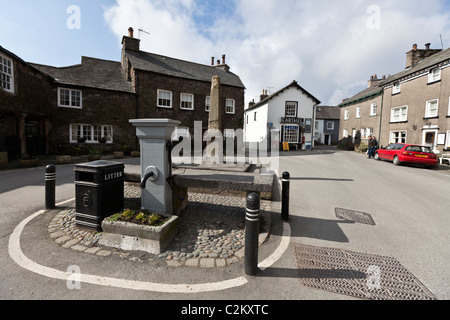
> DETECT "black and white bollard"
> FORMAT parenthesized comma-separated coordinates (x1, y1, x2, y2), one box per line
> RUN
(245, 192, 260, 276)
(281, 171, 290, 221)
(45, 165, 56, 209)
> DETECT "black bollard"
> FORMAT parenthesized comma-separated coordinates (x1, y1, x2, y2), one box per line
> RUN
(281, 171, 290, 221)
(245, 192, 260, 276)
(45, 165, 56, 209)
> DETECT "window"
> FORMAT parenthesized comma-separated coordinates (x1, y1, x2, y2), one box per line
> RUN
(58, 88, 82, 108)
(390, 131, 407, 144)
(356, 106, 361, 118)
(254, 112, 257, 121)
(0, 54, 14, 93)
(326, 122, 334, 130)
(70, 124, 113, 143)
(282, 125, 299, 143)
(157, 90, 172, 108)
(370, 103, 377, 116)
(425, 99, 439, 118)
(226, 99, 235, 114)
(180, 93, 194, 110)
(428, 67, 441, 83)
(390, 106, 408, 122)
(392, 82, 401, 94)
(446, 131, 450, 149)
(344, 109, 349, 120)
(205, 96, 210, 112)
(285, 102, 297, 117)
(343, 129, 348, 138)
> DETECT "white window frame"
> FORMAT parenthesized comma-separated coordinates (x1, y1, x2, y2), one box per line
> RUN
(392, 82, 401, 94)
(180, 93, 194, 110)
(58, 88, 82, 109)
(285, 101, 297, 118)
(390, 130, 407, 144)
(205, 96, 210, 112)
(370, 103, 377, 116)
(425, 99, 439, 118)
(282, 125, 299, 143)
(226, 99, 235, 114)
(361, 128, 366, 138)
(70, 124, 113, 143)
(428, 67, 441, 83)
(326, 121, 334, 130)
(157, 89, 173, 108)
(356, 106, 361, 119)
(343, 129, 348, 138)
(448, 97, 450, 116)
(446, 130, 450, 149)
(344, 109, 349, 120)
(0, 53, 14, 93)
(390, 106, 408, 122)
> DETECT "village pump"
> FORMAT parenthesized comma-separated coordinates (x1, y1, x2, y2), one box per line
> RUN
(129, 119, 181, 215)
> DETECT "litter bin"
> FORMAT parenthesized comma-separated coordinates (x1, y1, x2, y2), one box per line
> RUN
(74, 160, 124, 231)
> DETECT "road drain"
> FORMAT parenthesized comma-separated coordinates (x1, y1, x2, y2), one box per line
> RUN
(293, 243, 436, 300)
(335, 208, 375, 225)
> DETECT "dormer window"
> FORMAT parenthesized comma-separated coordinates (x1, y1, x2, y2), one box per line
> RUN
(428, 67, 441, 83)
(392, 82, 401, 94)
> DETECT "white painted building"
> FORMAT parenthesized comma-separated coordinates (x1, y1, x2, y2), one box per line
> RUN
(244, 81, 321, 151)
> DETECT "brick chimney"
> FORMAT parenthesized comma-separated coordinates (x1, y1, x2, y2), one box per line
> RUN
(260, 89, 269, 101)
(214, 54, 230, 72)
(121, 27, 140, 52)
(367, 74, 384, 88)
(121, 27, 141, 81)
(405, 43, 442, 69)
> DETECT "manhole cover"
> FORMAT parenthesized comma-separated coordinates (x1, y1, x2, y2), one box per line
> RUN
(335, 208, 375, 225)
(293, 243, 436, 300)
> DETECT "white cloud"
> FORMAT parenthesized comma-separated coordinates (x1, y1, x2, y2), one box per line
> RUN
(104, 0, 450, 107)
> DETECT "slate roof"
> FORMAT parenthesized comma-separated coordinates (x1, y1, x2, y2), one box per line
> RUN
(338, 84, 384, 107)
(316, 106, 340, 120)
(245, 80, 321, 112)
(30, 57, 135, 93)
(382, 47, 450, 85)
(124, 50, 245, 89)
(339, 46, 450, 107)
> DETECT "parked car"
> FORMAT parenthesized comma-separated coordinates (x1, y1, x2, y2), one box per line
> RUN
(374, 143, 438, 168)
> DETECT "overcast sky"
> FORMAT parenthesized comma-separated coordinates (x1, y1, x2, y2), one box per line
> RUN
(1, 0, 450, 107)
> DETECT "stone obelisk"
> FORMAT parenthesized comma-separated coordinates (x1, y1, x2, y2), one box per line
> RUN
(208, 75, 221, 132)
(204, 75, 222, 164)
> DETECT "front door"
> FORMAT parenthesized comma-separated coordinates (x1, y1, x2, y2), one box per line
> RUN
(423, 130, 437, 151)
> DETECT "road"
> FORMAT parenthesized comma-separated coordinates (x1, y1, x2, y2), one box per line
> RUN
(0, 150, 449, 304)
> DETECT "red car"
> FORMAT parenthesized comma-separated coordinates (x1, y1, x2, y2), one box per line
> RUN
(374, 143, 438, 168)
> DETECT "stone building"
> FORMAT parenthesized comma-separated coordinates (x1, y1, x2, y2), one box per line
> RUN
(0, 28, 245, 159)
(314, 106, 340, 146)
(0, 46, 54, 160)
(339, 43, 450, 154)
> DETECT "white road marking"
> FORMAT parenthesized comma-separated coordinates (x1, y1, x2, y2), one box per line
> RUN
(9, 201, 291, 293)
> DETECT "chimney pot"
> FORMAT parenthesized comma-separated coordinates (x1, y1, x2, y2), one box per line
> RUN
(211, 57, 214, 66)
(217, 60, 220, 65)
(425, 43, 431, 50)
(128, 27, 134, 38)
(222, 54, 226, 64)
(412, 44, 417, 50)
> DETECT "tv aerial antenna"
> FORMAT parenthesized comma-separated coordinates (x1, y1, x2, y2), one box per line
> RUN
(138, 27, 150, 39)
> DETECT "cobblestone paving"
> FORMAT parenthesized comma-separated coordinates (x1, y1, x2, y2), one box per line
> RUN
(48, 183, 260, 268)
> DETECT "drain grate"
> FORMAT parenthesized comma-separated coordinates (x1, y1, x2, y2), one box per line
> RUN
(293, 243, 436, 300)
(335, 208, 375, 225)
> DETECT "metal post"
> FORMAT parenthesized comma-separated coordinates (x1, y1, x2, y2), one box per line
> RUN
(45, 165, 56, 209)
(245, 192, 260, 276)
(281, 171, 290, 221)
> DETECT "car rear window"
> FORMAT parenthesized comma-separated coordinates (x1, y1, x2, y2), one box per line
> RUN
(405, 146, 433, 153)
